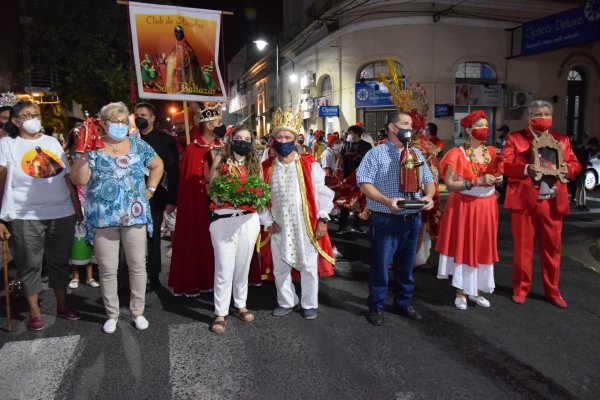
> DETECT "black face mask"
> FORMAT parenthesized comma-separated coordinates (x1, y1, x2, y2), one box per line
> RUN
(232, 139, 252, 156)
(0, 122, 8, 130)
(298, 139, 304, 145)
(396, 128, 413, 145)
(213, 124, 226, 138)
(135, 117, 149, 131)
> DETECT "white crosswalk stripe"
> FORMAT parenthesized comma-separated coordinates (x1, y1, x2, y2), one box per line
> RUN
(0, 335, 80, 400)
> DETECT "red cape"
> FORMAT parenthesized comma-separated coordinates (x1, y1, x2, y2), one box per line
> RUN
(168, 137, 216, 294)
(259, 154, 335, 280)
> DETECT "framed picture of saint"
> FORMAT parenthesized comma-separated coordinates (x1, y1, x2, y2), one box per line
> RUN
(531, 132, 567, 183)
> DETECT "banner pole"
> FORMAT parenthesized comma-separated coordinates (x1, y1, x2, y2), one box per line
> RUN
(183, 101, 191, 146)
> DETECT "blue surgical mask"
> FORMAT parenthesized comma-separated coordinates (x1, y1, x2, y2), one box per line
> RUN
(107, 123, 129, 142)
(273, 140, 296, 157)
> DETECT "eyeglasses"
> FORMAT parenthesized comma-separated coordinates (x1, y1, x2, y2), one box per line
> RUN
(105, 119, 129, 125)
(17, 113, 41, 121)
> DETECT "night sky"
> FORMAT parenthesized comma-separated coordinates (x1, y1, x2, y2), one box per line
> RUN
(178, 0, 282, 64)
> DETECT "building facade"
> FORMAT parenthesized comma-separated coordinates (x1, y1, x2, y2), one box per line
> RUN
(227, 0, 599, 146)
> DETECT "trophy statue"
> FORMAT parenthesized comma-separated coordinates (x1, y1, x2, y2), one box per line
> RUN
(397, 130, 426, 210)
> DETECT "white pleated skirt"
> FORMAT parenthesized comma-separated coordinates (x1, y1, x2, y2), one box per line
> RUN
(437, 254, 495, 296)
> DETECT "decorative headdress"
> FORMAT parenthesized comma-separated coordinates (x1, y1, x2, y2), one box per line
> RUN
(460, 110, 488, 129)
(377, 58, 429, 130)
(0, 92, 19, 108)
(272, 107, 302, 135)
(198, 102, 224, 123)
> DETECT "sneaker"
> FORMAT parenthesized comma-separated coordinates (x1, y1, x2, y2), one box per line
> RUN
(301, 308, 318, 320)
(468, 295, 490, 307)
(133, 315, 149, 330)
(86, 279, 100, 288)
(27, 315, 45, 331)
(103, 318, 118, 334)
(455, 297, 467, 310)
(57, 309, 81, 320)
(272, 306, 294, 317)
(68, 279, 79, 289)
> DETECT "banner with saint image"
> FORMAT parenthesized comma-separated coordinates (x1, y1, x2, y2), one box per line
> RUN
(128, 1, 227, 101)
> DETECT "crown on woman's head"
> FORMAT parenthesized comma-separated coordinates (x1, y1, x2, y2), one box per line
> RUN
(272, 107, 302, 135)
(0, 92, 18, 108)
(198, 101, 224, 123)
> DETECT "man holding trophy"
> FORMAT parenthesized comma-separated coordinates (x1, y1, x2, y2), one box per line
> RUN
(357, 110, 435, 326)
(502, 100, 581, 308)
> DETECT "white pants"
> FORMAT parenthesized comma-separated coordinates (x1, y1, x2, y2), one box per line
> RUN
(271, 240, 319, 309)
(210, 211, 260, 317)
(94, 225, 147, 318)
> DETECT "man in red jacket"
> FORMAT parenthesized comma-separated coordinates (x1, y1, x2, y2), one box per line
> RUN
(502, 100, 581, 308)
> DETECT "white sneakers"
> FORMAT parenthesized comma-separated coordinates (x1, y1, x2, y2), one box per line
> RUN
(133, 316, 149, 330)
(468, 295, 491, 307)
(103, 316, 149, 333)
(455, 295, 491, 310)
(103, 318, 118, 334)
(68, 279, 79, 289)
(455, 297, 467, 310)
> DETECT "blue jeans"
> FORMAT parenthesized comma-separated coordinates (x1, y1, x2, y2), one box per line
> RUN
(368, 212, 421, 311)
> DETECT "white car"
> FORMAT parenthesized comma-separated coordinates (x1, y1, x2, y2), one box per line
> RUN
(584, 155, 600, 190)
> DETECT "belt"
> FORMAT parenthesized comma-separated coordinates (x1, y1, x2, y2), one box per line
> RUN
(210, 210, 252, 223)
(370, 210, 419, 221)
(537, 194, 555, 200)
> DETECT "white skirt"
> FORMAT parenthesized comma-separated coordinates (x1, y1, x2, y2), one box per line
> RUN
(437, 254, 495, 296)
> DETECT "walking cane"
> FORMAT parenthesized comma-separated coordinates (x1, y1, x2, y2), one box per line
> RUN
(2, 240, 11, 332)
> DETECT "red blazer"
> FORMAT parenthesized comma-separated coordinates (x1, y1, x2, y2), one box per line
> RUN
(502, 128, 581, 215)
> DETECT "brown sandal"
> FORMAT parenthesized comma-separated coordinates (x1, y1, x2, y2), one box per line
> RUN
(233, 308, 255, 323)
(210, 317, 226, 334)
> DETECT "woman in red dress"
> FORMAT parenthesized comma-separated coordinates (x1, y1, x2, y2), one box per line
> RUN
(435, 110, 503, 310)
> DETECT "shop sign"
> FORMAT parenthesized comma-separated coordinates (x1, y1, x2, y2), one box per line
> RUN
(522, 5, 600, 56)
(319, 105, 339, 117)
(354, 82, 394, 107)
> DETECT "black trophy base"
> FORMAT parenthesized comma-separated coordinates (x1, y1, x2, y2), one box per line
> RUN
(397, 199, 425, 210)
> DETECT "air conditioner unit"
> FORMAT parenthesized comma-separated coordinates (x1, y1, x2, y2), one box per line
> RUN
(511, 91, 533, 108)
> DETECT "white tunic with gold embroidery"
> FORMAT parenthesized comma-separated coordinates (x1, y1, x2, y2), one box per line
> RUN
(260, 154, 334, 270)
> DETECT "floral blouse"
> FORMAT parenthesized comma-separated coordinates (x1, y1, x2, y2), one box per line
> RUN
(84, 138, 156, 242)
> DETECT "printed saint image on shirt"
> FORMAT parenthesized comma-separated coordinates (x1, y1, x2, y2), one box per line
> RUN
(20, 146, 64, 178)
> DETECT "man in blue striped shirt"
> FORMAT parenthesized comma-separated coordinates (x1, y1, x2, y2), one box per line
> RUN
(357, 111, 435, 326)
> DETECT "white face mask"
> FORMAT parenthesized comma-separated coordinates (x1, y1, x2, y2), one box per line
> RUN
(333, 143, 342, 153)
(22, 118, 42, 134)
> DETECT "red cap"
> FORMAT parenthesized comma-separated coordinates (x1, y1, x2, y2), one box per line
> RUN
(355, 121, 364, 127)
(327, 133, 339, 146)
(460, 110, 488, 129)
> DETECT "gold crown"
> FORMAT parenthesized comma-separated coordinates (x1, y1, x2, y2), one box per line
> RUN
(377, 58, 428, 116)
(272, 107, 302, 135)
(198, 101, 224, 123)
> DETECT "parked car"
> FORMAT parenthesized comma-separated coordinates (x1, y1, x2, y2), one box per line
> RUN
(584, 155, 600, 191)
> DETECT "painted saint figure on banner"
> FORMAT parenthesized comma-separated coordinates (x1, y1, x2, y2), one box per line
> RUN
(165, 25, 208, 94)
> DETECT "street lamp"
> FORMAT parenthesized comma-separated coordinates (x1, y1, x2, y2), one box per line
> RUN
(254, 39, 279, 107)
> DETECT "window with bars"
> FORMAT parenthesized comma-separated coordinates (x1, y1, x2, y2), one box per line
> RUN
(358, 61, 405, 80)
(455, 62, 496, 80)
(321, 75, 332, 95)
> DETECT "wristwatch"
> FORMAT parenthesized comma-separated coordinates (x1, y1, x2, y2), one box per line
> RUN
(318, 217, 330, 223)
(147, 186, 156, 194)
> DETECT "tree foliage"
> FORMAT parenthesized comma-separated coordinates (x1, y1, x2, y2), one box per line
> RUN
(27, 0, 131, 112)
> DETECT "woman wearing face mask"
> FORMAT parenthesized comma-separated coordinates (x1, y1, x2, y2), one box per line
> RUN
(435, 110, 503, 310)
(0, 101, 83, 331)
(207, 125, 264, 333)
(70, 102, 164, 333)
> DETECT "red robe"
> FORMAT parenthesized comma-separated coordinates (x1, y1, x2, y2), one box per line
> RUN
(259, 154, 335, 281)
(168, 135, 222, 295)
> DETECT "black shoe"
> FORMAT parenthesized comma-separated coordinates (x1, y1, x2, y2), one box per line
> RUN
(367, 310, 384, 326)
(396, 305, 422, 321)
(147, 276, 161, 291)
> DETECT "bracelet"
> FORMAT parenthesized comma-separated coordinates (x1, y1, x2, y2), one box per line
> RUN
(318, 217, 330, 223)
(463, 180, 471, 190)
(147, 186, 156, 194)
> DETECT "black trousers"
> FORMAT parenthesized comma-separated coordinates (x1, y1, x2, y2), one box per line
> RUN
(147, 210, 164, 278)
(339, 208, 361, 230)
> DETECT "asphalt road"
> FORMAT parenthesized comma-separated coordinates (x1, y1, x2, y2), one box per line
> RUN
(0, 196, 599, 400)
